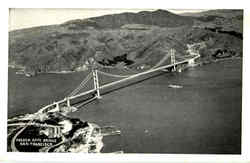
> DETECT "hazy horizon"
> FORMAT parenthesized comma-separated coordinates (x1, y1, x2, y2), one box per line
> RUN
(9, 8, 207, 31)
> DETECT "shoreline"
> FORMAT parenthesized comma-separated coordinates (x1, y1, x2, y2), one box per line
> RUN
(7, 59, 242, 153)
(10, 57, 242, 78)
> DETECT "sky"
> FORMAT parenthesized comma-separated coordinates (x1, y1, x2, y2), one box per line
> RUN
(9, 8, 207, 31)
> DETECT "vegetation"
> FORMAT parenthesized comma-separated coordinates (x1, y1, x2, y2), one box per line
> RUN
(9, 9, 243, 75)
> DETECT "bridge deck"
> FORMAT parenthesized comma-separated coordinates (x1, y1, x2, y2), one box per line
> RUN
(39, 56, 199, 113)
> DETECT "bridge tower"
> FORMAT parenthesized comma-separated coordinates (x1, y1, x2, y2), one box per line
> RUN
(170, 48, 176, 71)
(53, 102, 60, 112)
(92, 68, 101, 99)
(66, 97, 70, 107)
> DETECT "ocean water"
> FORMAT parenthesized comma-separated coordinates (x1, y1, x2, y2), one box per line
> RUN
(8, 59, 242, 154)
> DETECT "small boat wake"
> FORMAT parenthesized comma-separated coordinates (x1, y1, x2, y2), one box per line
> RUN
(168, 84, 183, 89)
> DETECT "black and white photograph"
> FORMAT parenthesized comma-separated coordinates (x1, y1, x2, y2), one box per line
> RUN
(7, 8, 243, 154)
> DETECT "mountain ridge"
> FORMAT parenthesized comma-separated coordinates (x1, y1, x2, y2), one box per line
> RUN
(9, 9, 243, 76)
(62, 9, 194, 30)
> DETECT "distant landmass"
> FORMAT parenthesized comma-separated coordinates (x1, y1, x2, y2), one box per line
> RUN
(9, 9, 243, 76)
(62, 9, 194, 29)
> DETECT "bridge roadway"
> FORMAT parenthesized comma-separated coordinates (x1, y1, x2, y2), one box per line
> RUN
(8, 122, 61, 128)
(39, 55, 199, 113)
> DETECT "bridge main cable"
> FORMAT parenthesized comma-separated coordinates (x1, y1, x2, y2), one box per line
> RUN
(97, 52, 171, 79)
(97, 70, 131, 78)
(68, 72, 93, 97)
(149, 53, 171, 70)
(39, 57, 195, 113)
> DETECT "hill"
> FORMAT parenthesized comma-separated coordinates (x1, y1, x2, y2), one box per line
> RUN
(182, 9, 243, 33)
(181, 9, 243, 18)
(9, 9, 243, 75)
(62, 9, 194, 30)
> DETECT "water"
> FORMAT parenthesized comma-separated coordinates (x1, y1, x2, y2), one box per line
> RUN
(8, 59, 242, 154)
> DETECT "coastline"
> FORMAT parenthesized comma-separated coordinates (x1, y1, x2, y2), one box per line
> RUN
(8, 58, 242, 153)
(10, 56, 242, 78)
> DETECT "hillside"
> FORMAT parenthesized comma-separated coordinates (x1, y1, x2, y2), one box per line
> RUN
(9, 9, 243, 76)
(62, 9, 194, 30)
(181, 9, 243, 18)
(182, 9, 243, 33)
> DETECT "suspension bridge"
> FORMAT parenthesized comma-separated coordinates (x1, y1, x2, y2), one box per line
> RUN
(37, 48, 200, 114)
(8, 48, 200, 152)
